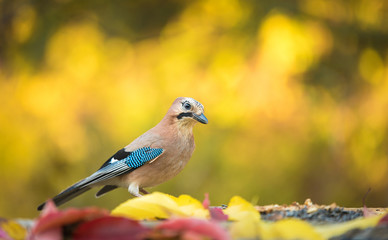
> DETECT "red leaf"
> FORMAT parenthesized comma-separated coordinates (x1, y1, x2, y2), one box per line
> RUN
(202, 193, 210, 209)
(362, 188, 377, 217)
(209, 207, 228, 221)
(73, 216, 149, 240)
(201, 193, 228, 221)
(30, 228, 62, 240)
(155, 218, 230, 240)
(30, 200, 109, 239)
(378, 213, 388, 226)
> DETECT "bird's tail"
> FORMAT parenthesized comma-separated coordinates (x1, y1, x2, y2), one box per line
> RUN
(37, 185, 91, 211)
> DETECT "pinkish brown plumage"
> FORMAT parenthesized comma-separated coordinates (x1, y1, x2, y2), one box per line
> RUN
(38, 97, 207, 210)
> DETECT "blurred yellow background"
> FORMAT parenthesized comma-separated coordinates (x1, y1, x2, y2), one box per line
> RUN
(1, 0, 388, 218)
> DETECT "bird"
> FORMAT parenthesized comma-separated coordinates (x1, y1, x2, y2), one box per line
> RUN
(37, 97, 208, 211)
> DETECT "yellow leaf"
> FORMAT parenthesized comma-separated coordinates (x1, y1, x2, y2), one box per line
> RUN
(224, 196, 323, 240)
(176, 194, 209, 219)
(229, 215, 261, 239)
(111, 192, 184, 220)
(224, 196, 261, 239)
(1, 220, 27, 240)
(111, 192, 209, 220)
(315, 215, 383, 239)
(224, 196, 260, 221)
(261, 219, 324, 240)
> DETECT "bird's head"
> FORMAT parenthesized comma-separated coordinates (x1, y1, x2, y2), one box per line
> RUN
(168, 97, 208, 126)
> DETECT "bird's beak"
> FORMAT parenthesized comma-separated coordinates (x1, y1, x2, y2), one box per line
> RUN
(193, 113, 208, 124)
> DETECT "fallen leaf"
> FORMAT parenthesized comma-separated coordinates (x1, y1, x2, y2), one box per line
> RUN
(30, 228, 62, 240)
(0, 228, 10, 240)
(224, 196, 324, 239)
(202, 193, 210, 209)
(261, 219, 324, 240)
(73, 216, 149, 240)
(111, 192, 209, 220)
(0, 220, 27, 240)
(362, 188, 377, 217)
(201, 193, 228, 221)
(224, 196, 260, 221)
(363, 206, 378, 218)
(111, 192, 184, 220)
(224, 196, 261, 239)
(176, 194, 209, 219)
(153, 218, 230, 240)
(378, 212, 388, 226)
(209, 207, 229, 221)
(30, 200, 109, 240)
(315, 214, 383, 239)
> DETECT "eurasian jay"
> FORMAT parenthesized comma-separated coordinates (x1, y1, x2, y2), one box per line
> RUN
(37, 97, 208, 210)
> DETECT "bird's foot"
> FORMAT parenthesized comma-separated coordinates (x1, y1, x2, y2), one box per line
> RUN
(140, 188, 149, 195)
(128, 183, 142, 197)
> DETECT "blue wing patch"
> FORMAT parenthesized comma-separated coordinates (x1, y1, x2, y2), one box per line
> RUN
(70, 147, 164, 189)
(125, 147, 164, 168)
(99, 148, 132, 170)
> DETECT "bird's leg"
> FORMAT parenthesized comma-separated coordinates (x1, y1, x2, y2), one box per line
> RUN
(140, 188, 149, 195)
(128, 182, 142, 197)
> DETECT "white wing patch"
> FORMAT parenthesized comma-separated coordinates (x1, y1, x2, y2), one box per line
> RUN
(110, 158, 119, 164)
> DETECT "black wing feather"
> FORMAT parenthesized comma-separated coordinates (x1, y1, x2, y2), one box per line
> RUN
(95, 185, 118, 197)
(98, 148, 132, 170)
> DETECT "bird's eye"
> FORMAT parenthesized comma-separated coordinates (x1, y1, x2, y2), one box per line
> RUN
(183, 102, 192, 110)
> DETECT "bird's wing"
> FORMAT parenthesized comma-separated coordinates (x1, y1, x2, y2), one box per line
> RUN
(74, 147, 164, 188)
(98, 148, 133, 170)
(37, 147, 163, 210)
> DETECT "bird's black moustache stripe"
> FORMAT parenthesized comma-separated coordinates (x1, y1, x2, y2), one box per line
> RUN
(177, 112, 193, 119)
